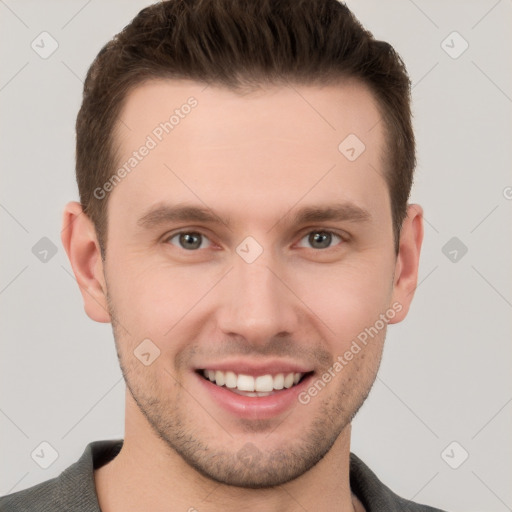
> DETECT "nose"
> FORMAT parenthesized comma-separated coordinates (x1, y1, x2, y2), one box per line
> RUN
(216, 249, 299, 346)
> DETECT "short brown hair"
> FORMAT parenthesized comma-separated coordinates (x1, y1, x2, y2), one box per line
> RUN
(76, 0, 415, 256)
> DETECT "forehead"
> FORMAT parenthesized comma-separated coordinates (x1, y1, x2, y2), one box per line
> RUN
(108, 78, 388, 230)
(117, 78, 383, 151)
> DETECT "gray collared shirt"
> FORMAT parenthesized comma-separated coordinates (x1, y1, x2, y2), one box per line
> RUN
(0, 439, 448, 511)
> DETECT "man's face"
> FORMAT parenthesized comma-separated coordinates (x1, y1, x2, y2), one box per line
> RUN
(100, 79, 403, 487)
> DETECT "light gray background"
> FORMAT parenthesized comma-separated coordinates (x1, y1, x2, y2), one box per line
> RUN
(1, 1, 511, 510)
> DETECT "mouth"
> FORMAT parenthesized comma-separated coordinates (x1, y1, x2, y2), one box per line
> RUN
(193, 360, 316, 419)
(196, 369, 314, 397)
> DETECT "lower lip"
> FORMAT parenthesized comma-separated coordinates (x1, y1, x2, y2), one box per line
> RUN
(195, 372, 314, 420)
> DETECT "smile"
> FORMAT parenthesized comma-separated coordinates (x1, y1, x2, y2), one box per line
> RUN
(198, 369, 311, 397)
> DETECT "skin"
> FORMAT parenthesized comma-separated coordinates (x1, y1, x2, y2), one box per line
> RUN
(62, 79, 423, 512)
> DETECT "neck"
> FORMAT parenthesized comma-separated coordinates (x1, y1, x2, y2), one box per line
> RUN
(94, 398, 362, 512)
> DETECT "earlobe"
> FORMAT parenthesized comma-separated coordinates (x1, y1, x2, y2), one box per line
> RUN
(60, 201, 111, 323)
(388, 204, 424, 324)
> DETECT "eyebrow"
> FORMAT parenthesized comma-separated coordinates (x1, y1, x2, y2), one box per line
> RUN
(137, 202, 371, 230)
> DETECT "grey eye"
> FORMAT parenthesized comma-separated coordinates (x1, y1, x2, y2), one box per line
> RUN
(167, 232, 211, 250)
(297, 231, 342, 250)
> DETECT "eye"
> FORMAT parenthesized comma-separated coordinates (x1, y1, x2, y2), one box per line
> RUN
(297, 230, 344, 250)
(166, 231, 212, 250)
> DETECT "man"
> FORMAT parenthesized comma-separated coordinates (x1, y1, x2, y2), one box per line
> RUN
(0, 0, 448, 510)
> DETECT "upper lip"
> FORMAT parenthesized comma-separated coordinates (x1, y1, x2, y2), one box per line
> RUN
(195, 359, 314, 376)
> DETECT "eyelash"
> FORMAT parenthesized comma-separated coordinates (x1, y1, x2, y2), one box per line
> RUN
(164, 229, 347, 252)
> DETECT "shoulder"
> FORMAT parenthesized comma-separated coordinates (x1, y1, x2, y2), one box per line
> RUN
(350, 453, 449, 512)
(0, 476, 60, 512)
(0, 439, 123, 512)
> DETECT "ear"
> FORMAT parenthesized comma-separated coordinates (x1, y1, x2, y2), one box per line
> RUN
(60, 201, 111, 323)
(388, 204, 424, 324)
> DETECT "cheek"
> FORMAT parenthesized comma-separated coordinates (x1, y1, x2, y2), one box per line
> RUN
(105, 257, 218, 340)
(289, 256, 395, 341)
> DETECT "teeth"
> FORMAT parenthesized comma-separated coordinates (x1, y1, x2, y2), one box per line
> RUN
(225, 371, 237, 389)
(255, 374, 274, 392)
(273, 373, 284, 390)
(237, 374, 255, 392)
(202, 370, 306, 393)
(284, 373, 294, 389)
(215, 370, 225, 387)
